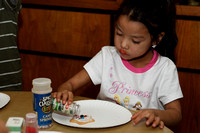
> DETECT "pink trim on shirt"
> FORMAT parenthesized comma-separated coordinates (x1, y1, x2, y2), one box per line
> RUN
(121, 50, 159, 73)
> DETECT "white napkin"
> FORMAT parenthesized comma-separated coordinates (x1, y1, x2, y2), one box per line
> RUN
(0, 93, 10, 108)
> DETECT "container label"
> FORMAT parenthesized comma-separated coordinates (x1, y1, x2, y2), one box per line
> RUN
(33, 93, 52, 128)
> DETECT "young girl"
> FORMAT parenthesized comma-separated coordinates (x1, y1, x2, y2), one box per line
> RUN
(53, 0, 183, 129)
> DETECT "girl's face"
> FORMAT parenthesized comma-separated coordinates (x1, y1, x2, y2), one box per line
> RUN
(114, 15, 154, 66)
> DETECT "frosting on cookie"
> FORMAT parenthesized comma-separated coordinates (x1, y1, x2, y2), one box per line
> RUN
(70, 115, 95, 125)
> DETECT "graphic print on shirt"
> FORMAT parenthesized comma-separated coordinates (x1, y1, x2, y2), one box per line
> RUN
(113, 95, 143, 111)
(114, 94, 121, 105)
(109, 67, 113, 78)
(109, 66, 145, 111)
(121, 96, 132, 110)
(133, 102, 142, 110)
(108, 81, 152, 98)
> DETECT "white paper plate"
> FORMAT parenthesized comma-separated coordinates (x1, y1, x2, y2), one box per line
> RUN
(52, 100, 132, 128)
(0, 93, 10, 108)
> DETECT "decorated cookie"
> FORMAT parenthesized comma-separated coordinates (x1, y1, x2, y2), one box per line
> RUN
(70, 115, 95, 125)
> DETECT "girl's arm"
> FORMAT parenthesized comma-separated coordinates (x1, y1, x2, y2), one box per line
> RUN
(131, 99, 182, 128)
(53, 69, 92, 104)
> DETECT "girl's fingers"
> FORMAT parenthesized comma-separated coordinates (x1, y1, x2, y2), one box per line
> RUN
(159, 121, 165, 129)
(132, 109, 164, 128)
(131, 110, 141, 119)
(57, 91, 67, 103)
(151, 116, 160, 127)
(67, 91, 74, 105)
(146, 114, 155, 126)
(52, 92, 57, 98)
(56, 92, 61, 102)
(132, 111, 148, 125)
(61, 93, 69, 105)
(52, 90, 73, 105)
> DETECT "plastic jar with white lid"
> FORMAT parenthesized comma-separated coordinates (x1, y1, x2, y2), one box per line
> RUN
(32, 78, 52, 129)
(52, 98, 80, 116)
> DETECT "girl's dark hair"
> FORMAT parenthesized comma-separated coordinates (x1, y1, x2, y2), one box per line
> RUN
(116, 0, 177, 62)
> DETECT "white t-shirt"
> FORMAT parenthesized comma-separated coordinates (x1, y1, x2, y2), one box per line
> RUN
(84, 46, 183, 111)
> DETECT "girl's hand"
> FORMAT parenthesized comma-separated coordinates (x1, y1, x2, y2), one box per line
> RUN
(52, 69, 92, 105)
(52, 89, 74, 105)
(131, 109, 165, 129)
